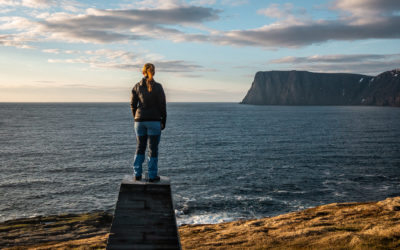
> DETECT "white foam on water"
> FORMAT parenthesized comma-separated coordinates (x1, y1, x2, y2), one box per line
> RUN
(333, 191, 346, 197)
(0, 212, 42, 223)
(234, 195, 247, 201)
(28, 213, 41, 218)
(257, 196, 274, 202)
(281, 199, 307, 211)
(207, 194, 225, 199)
(378, 185, 391, 191)
(176, 212, 239, 226)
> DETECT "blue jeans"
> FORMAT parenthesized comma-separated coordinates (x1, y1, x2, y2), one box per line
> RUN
(133, 121, 161, 179)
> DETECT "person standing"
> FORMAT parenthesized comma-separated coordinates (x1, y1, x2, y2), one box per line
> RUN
(130, 63, 167, 182)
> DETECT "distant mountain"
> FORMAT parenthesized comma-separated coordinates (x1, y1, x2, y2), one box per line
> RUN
(241, 69, 400, 106)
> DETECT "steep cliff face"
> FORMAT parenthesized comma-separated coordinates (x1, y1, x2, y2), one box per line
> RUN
(241, 69, 400, 106)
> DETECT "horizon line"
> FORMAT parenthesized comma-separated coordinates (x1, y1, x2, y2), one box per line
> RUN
(0, 101, 240, 104)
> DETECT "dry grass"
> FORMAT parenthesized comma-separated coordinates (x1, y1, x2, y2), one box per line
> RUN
(0, 212, 112, 249)
(1, 197, 399, 249)
(179, 196, 400, 249)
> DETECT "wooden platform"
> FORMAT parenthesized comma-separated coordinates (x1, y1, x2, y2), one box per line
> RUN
(106, 175, 181, 249)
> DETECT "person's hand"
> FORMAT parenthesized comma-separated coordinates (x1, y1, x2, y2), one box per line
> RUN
(161, 122, 165, 130)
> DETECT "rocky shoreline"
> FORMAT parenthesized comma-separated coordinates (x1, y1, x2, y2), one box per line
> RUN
(1, 197, 399, 249)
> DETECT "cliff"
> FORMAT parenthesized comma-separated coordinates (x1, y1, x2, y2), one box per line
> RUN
(241, 69, 400, 106)
(1, 197, 399, 249)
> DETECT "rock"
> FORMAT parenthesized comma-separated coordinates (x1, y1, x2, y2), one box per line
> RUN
(241, 69, 400, 106)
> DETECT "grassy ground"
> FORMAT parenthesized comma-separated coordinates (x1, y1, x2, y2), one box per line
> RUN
(180, 196, 400, 249)
(1, 197, 399, 249)
(0, 212, 111, 249)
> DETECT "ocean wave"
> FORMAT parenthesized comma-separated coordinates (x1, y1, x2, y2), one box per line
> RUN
(176, 212, 240, 226)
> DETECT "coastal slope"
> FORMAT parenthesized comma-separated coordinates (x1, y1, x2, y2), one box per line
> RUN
(180, 196, 400, 249)
(0, 197, 399, 249)
(241, 69, 400, 106)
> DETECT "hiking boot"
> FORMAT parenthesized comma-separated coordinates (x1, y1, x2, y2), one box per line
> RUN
(148, 176, 160, 182)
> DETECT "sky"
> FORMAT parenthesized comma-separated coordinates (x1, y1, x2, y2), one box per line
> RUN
(0, 0, 399, 102)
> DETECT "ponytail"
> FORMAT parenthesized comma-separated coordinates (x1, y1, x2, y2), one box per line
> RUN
(142, 63, 155, 92)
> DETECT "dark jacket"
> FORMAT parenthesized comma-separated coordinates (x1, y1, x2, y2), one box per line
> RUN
(130, 78, 167, 127)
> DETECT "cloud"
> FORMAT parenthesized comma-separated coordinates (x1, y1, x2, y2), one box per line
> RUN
(0, 0, 54, 8)
(1, 0, 399, 50)
(122, 0, 186, 10)
(162, 0, 248, 7)
(0, 0, 56, 9)
(49, 57, 205, 73)
(0, 0, 83, 11)
(0, 5, 219, 45)
(269, 54, 400, 64)
(46, 48, 206, 75)
(0, 16, 33, 30)
(108, 60, 204, 73)
(333, 0, 400, 19)
(213, 0, 400, 48)
(42, 48, 60, 53)
(21, 0, 54, 8)
(0, 34, 35, 48)
(257, 3, 307, 20)
(268, 53, 400, 75)
(84, 6, 219, 24)
(84, 49, 136, 60)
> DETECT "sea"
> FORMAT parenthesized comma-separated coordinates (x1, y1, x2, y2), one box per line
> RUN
(0, 103, 399, 225)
